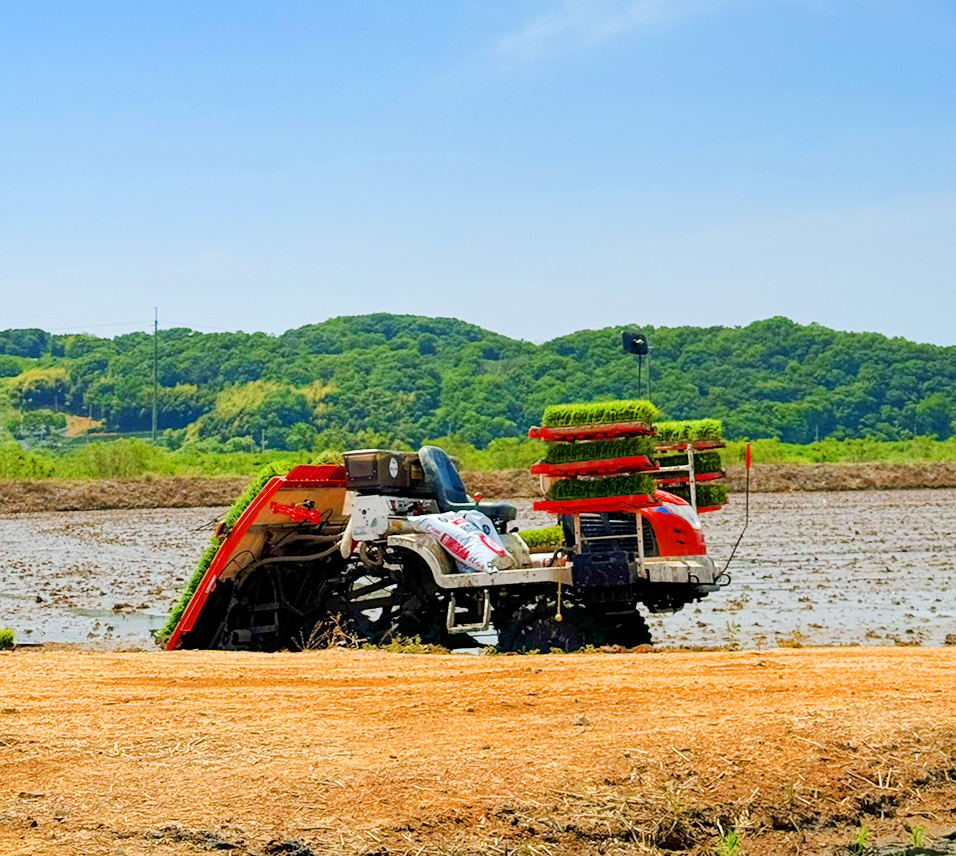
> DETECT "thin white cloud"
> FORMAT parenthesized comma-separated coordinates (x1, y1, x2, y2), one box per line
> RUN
(496, 0, 729, 60)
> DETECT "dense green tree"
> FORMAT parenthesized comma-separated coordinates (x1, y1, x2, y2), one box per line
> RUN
(4, 314, 956, 445)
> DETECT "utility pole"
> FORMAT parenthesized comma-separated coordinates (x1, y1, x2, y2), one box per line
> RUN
(151, 308, 158, 442)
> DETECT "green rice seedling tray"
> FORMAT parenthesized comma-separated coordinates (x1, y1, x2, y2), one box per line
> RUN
(541, 399, 659, 428)
(653, 451, 724, 484)
(530, 455, 657, 478)
(547, 472, 658, 501)
(544, 436, 656, 465)
(655, 451, 722, 472)
(661, 482, 728, 509)
(516, 525, 565, 552)
(654, 419, 723, 442)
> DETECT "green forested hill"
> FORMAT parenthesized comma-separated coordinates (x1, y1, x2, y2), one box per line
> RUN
(2, 315, 954, 449)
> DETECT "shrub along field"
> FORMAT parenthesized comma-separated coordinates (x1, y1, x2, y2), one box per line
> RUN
(4, 433, 956, 481)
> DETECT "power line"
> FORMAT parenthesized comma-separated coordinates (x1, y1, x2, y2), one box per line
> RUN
(31, 321, 155, 332)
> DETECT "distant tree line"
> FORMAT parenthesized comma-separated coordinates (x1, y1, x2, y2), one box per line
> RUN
(1, 314, 954, 450)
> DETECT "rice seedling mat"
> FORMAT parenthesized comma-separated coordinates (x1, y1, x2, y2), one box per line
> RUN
(165, 463, 347, 649)
(528, 421, 655, 442)
(533, 493, 658, 515)
(530, 454, 657, 478)
(661, 482, 729, 511)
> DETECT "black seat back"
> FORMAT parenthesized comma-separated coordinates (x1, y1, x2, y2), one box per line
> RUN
(418, 445, 518, 527)
(418, 445, 470, 509)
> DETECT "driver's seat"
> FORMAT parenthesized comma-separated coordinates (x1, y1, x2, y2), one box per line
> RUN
(418, 445, 517, 529)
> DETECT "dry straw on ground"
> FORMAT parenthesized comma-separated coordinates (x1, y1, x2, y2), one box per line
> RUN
(1, 647, 955, 855)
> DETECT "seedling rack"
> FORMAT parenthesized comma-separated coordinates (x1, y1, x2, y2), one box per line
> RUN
(528, 421, 655, 442)
(531, 420, 659, 571)
(530, 455, 656, 478)
(530, 422, 729, 526)
(652, 438, 726, 512)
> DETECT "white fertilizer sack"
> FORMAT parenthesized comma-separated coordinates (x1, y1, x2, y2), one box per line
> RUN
(408, 511, 515, 573)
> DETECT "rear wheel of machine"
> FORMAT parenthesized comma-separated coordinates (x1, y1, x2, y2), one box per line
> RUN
(495, 598, 652, 653)
(213, 555, 344, 651)
(327, 549, 448, 646)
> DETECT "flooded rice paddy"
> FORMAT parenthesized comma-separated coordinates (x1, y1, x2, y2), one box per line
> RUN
(1, 490, 954, 648)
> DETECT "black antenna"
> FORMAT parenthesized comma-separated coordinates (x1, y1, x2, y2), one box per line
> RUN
(622, 331, 649, 397)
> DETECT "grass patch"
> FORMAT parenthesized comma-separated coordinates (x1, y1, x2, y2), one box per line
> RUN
(516, 525, 564, 551)
(661, 483, 728, 507)
(541, 399, 659, 428)
(715, 827, 742, 856)
(656, 451, 722, 474)
(547, 473, 658, 500)
(543, 436, 656, 465)
(361, 635, 450, 654)
(0, 628, 13, 650)
(655, 419, 723, 441)
(723, 434, 956, 464)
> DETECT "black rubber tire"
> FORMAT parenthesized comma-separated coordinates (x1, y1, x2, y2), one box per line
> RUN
(602, 611, 653, 648)
(495, 599, 652, 653)
(327, 548, 450, 646)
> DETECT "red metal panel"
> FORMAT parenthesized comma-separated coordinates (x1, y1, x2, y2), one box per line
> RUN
(655, 471, 725, 486)
(283, 464, 346, 487)
(533, 493, 657, 514)
(653, 440, 726, 451)
(165, 475, 285, 650)
(529, 455, 656, 477)
(528, 421, 655, 442)
(643, 506, 706, 556)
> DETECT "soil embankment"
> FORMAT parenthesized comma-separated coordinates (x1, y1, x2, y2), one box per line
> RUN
(0, 476, 247, 514)
(723, 460, 956, 492)
(2, 647, 956, 856)
(1, 461, 956, 514)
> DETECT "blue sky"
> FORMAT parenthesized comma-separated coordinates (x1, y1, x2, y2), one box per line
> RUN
(1, 1, 954, 344)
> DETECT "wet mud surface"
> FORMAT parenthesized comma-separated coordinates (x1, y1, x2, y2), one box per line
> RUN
(0, 506, 224, 645)
(1, 490, 955, 648)
(514, 489, 956, 647)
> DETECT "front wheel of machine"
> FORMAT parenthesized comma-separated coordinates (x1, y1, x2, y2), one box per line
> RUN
(495, 600, 594, 653)
(595, 611, 652, 648)
(495, 599, 653, 652)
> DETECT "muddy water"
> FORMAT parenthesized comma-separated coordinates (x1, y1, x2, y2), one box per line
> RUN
(642, 490, 956, 648)
(1, 491, 955, 648)
(512, 491, 956, 648)
(0, 507, 224, 646)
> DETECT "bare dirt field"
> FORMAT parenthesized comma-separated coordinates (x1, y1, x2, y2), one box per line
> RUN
(1, 647, 955, 856)
(2, 489, 955, 648)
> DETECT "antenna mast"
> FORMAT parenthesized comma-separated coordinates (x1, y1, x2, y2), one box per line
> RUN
(151, 308, 158, 442)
